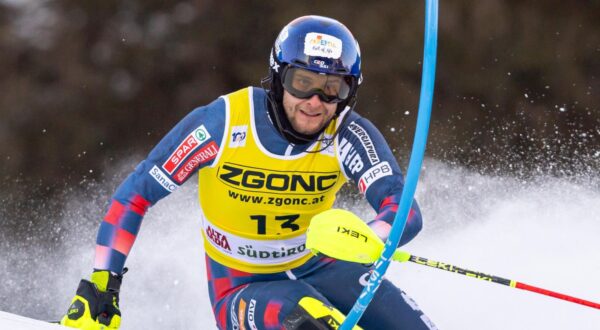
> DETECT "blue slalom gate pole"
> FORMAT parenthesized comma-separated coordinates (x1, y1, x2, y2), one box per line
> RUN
(340, 1, 438, 328)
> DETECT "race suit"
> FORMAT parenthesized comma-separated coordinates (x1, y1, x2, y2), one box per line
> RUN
(94, 87, 435, 329)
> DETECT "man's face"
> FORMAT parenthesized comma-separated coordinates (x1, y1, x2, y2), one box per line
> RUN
(282, 90, 338, 136)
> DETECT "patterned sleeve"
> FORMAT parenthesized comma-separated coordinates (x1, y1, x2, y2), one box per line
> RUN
(94, 97, 227, 273)
(337, 112, 422, 246)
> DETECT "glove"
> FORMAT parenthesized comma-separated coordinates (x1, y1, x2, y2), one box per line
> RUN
(60, 269, 126, 330)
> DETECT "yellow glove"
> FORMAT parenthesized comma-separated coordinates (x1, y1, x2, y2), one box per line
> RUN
(283, 296, 363, 330)
(60, 269, 125, 330)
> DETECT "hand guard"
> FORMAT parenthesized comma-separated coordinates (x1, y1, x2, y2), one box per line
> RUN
(60, 269, 126, 330)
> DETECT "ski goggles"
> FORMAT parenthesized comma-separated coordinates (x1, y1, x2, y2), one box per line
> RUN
(281, 66, 354, 104)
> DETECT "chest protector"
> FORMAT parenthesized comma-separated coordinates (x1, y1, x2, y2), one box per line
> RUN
(199, 87, 347, 273)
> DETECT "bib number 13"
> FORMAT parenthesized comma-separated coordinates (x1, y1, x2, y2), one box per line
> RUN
(250, 214, 300, 235)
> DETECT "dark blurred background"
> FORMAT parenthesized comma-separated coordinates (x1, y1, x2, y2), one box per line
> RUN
(1, 0, 598, 206)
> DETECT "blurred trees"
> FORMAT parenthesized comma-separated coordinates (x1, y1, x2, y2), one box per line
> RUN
(0, 0, 598, 196)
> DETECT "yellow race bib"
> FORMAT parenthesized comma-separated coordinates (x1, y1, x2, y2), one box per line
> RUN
(198, 87, 347, 273)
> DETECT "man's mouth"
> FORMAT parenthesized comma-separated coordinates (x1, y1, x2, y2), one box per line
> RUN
(300, 109, 320, 117)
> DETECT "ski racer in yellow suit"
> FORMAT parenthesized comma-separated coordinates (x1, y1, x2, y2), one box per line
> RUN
(60, 15, 437, 330)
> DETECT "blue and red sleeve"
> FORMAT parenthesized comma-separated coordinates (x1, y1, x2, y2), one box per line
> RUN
(94, 191, 151, 272)
(369, 194, 423, 246)
(94, 97, 227, 273)
(337, 112, 423, 247)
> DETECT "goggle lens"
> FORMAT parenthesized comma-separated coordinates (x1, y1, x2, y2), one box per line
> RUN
(282, 67, 353, 104)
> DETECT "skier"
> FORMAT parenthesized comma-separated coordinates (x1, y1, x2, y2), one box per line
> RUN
(60, 15, 436, 330)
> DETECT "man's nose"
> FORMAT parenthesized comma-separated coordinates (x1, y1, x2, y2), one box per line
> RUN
(305, 94, 324, 106)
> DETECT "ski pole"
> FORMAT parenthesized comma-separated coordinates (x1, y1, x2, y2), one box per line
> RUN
(392, 250, 600, 310)
(307, 209, 600, 311)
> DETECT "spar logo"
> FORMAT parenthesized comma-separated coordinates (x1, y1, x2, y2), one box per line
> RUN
(218, 163, 339, 195)
(173, 141, 219, 183)
(162, 125, 211, 174)
(206, 225, 231, 252)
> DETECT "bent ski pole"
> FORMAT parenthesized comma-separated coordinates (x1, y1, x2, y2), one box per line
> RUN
(306, 209, 600, 311)
(392, 251, 600, 310)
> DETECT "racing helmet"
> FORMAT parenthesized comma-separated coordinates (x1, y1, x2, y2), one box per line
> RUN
(263, 15, 363, 144)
